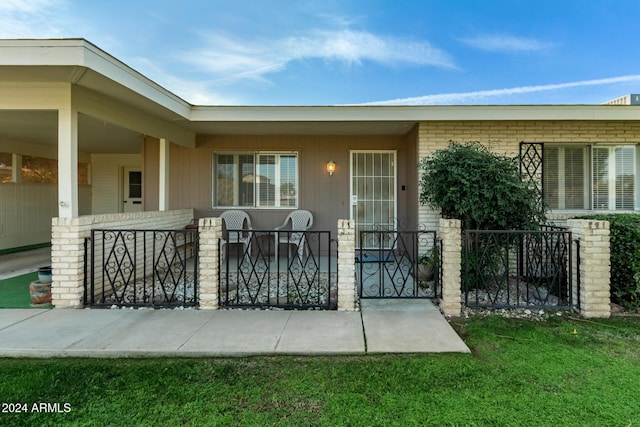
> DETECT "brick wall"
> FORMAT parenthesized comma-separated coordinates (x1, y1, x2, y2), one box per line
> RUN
(567, 219, 611, 318)
(417, 120, 640, 231)
(439, 218, 462, 316)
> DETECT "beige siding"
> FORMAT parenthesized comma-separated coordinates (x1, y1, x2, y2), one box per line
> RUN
(0, 183, 57, 250)
(156, 134, 417, 235)
(91, 153, 141, 214)
(417, 120, 640, 229)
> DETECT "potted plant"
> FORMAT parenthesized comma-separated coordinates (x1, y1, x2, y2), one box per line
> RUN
(416, 251, 436, 283)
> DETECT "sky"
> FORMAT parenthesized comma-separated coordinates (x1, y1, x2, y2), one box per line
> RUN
(2, 0, 640, 106)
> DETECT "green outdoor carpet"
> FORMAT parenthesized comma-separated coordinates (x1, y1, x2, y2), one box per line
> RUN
(0, 272, 51, 309)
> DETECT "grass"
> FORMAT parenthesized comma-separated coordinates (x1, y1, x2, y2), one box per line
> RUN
(0, 314, 638, 426)
(0, 272, 51, 309)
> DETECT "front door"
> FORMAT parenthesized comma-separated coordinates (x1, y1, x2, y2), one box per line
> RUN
(350, 151, 397, 248)
(122, 168, 142, 213)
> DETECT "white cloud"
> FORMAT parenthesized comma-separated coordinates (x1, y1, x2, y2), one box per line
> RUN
(359, 75, 640, 105)
(460, 34, 554, 52)
(0, 0, 69, 38)
(181, 29, 456, 84)
(130, 57, 243, 105)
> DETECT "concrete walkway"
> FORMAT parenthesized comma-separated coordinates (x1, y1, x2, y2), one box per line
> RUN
(0, 247, 469, 357)
(0, 300, 470, 357)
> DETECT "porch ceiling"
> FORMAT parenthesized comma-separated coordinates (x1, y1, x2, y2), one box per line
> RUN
(0, 110, 141, 153)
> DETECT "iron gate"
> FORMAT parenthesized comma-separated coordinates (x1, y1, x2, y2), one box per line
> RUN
(85, 228, 198, 308)
(357, 230, 441, 299)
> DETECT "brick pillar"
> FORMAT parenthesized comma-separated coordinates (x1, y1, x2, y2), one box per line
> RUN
(51, 217, 89, 308)
(439, 218, 462, 317)
(337, 219, 356, 311)
(567, 219, 611, 318)
(198, 217, 222, 310)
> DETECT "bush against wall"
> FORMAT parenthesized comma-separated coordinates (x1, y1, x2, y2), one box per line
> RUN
(577, 214, 640, 311)
(418, 141, 546, 230)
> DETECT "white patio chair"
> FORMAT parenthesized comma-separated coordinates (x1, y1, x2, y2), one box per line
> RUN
(274, 210, 313, 260)
(220, 210, 252, 259)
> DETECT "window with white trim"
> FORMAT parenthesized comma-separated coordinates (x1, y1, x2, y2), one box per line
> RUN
(543, 144, 637, 211)
(213, 152, 298, 208)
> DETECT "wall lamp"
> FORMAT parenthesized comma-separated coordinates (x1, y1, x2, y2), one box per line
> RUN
(326, 160, 336, 176)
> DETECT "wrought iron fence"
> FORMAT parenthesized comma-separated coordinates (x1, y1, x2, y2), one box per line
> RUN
(220, 230, 336, 309)
(462, 226, 576, 310)
(86, 228, 198, 308)
(357, 230, 440, 299)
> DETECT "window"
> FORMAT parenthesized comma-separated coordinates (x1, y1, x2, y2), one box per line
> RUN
(0, 152, 11, 183)
(543, 146, 590, 209)
(22, 155, 58, 183)
(214, 152, 298, 208)
(543, 144, 637, 211)
(593, 146, 635, 210)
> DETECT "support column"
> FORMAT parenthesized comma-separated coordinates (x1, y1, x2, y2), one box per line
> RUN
(567, 219, 611, 318)
(159, 138, 170, 211)
(440, 218, 462, 317)
(198, 217, 221, 309)
(337, 219, 356, 311)
(57, 107, 78, 218)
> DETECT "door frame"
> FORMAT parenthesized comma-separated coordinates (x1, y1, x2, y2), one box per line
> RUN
(349, 150, 398, 248)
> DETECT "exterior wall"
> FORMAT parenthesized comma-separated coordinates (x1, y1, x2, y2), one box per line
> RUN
(0, 183, 58, 250)
(90, 153, 141, 214)
(144, 134, 417, 236)
(51, 209, 194, 307)
(0, 139, 92, 250)
(418, 120, 640, 230)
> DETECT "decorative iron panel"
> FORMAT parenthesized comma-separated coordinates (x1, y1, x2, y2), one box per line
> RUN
(220, 230, 336, 309)
(87, 228, 198, 308)
(519, 142, 544, 208)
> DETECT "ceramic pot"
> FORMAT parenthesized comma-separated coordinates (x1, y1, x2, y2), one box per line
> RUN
(37, 266, 52, 284)
(29, 280, 52, 306)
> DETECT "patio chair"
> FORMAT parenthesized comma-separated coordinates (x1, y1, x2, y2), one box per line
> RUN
(274, 209, 313, 260)
(220, 210, 252, 259)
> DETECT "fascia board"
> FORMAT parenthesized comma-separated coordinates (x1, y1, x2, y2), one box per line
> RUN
(0, 39, 192, 119)
(190, 105, 640, 122)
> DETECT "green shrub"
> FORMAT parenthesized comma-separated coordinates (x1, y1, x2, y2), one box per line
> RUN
(418, 141, 546, 230)
(576, 214, 640, 310)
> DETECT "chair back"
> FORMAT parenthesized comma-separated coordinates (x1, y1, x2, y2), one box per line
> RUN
(286, 209, 313, 231)
(220, 210, 251, 231)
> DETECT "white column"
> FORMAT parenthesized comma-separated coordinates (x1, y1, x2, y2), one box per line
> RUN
(159, 138, 170, 211)
(58, 108, 79, 218)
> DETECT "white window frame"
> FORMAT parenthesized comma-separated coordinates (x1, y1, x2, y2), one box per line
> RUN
(212, 151, 298, 209)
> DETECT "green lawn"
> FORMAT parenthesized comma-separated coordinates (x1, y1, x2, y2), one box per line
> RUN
(0, 315, 638, 426)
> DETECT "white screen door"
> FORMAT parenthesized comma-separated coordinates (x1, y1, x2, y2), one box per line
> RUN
(123, 168, 143, 213)
(350, 151, 397, 248)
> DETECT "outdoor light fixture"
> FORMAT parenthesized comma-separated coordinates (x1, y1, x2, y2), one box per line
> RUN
(326, 160, 336, 176)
